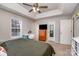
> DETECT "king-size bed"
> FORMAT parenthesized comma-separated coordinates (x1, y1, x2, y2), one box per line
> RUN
(0, 38, 55, 56)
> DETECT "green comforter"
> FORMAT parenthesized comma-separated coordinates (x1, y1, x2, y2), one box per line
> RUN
(0, 39, 55, 56)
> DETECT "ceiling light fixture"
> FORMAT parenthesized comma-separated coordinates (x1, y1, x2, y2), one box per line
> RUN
(33, 7, 40, 12)
(37, 7, 40, 11)
(33, 7, 36, 12)
(23, 3, 48, 13)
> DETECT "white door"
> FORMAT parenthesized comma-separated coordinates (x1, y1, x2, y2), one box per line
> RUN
(60, 20, 72, 44)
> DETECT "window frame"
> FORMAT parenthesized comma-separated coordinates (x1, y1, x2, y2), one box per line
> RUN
(11, 17, 22, 39)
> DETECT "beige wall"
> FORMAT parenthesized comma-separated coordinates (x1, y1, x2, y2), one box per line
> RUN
(0, 9, 34, 42)
(34, 16, 72, 43)
(0, 7, 72, 43)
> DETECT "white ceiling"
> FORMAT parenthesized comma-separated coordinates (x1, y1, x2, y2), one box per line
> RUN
(19, 3, 60, 13)
(0, 3, 78, 20)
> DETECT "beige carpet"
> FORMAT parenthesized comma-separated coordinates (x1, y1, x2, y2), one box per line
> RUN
(47, 41, 71, 56)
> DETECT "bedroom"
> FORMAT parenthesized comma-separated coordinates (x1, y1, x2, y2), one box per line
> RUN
(0, 3, 79, 56)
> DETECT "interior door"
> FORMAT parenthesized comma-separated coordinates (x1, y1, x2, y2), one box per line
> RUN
(60, 20, 72, 44)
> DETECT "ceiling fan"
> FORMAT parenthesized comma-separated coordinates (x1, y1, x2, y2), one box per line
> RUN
(23, 3, 48, 13)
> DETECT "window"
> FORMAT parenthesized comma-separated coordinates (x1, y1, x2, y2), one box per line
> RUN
(11, 18, 22, 38)
(49, 25, 54, 37)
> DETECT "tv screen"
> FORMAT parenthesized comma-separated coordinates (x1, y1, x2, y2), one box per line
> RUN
(39, 24, 47, 29)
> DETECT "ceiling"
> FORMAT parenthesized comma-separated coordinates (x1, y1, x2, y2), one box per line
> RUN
(0, 3, 78, 20)
(19, 3, 60, 13)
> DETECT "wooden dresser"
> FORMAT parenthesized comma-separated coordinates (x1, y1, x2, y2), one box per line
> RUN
(39, 30, 47, 41)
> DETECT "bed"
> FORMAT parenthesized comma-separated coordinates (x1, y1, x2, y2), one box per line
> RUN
(0, 38, 55, 56)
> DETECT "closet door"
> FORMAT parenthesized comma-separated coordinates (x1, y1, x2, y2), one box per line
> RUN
(60, 20, 72, 44)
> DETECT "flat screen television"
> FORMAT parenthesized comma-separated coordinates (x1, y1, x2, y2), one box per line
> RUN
(39, 24, 47, 30)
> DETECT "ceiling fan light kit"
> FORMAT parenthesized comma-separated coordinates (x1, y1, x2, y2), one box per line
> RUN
(33, 7, 40, 12)
(33, 7, 36, 12)
(37, 8, 40, 11)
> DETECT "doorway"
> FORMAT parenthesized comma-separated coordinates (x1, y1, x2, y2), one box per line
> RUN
(39, 24, 47, 41)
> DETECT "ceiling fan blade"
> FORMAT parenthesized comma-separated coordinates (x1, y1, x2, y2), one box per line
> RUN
(29, 9, 33, 12)
(23, 3, 32, 7)
(38, 10, 41, 13)
(39, 6, 48, 8)
(35, 3, 38, 7)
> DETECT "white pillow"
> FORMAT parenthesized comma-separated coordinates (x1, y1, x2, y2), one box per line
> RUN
(0, 51, 7, 56)
(28, 34, 34, 39)
(0, 46, 7, 56)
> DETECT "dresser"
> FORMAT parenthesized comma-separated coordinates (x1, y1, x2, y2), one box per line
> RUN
(71, 37, 79, 56)
(39, 30, 47, 41)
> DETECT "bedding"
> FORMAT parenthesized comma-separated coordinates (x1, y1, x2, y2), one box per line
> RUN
(0, 46, 7, 56)
(22, 34, 34, 39)
(22, 35, 29, 39)
(0, 39, 55, 56)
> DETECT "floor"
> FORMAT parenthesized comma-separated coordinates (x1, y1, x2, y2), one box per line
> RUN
(47, 41, 71, 56)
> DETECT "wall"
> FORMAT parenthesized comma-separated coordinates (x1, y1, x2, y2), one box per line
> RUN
(0, 9, 34, 42)
(34, 15, 72, 43)
(74, 18, 79, 37)
(0, 7, 72, 44)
